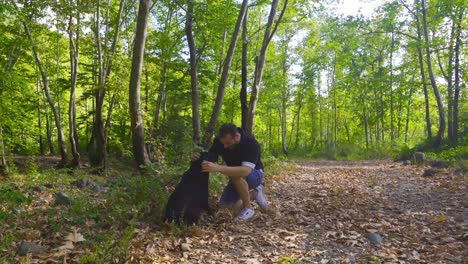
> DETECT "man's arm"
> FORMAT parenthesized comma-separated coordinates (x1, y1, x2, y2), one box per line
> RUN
(201, 161, 252, 179)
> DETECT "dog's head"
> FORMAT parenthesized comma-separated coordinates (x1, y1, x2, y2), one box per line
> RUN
(191, 152, 218, 172)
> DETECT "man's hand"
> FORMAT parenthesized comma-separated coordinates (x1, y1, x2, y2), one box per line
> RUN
(191, 152, 201, 161)
(201, 161, 219, 172)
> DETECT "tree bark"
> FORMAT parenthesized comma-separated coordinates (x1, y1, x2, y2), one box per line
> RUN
(453, 8, 464, 145)
(68, 8, 80, 167)
(129, 0, 151, 167)
(240, 8, 249, 130)
(203, 0, 249, 147)
(91, 0, 126, 169)
(246, 0, 288, 134)
(405, 74, 415, 143)
(36, 77, 45, 155)
(45, 98, 55, 154)
(390, 32, 395, 143)
(23, 21, 68, 167)
(186, 0, 201, 145)
(154, 62, 167, 129)
(279, 103, 288, 155)
(436, 19, 455, 144)
(421, 0, 445, 148)
(414, 0, 432, 139)
(0, 124, 8, 174)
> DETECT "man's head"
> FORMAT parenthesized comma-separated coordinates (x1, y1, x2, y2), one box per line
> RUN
(217, 123, 241, 150)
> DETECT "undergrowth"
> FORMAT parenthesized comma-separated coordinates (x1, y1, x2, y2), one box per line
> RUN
(0, 154, 297, 262)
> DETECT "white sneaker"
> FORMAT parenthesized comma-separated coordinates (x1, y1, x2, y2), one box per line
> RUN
(255, 184, 269, 209)
(235, 208, 255, 221)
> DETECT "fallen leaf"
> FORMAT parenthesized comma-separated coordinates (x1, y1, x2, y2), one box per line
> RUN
(65, 230, 85, 243)
(435, 215, 449, 223)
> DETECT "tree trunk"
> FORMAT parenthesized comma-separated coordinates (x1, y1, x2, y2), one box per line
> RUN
(378, 56, 385, 143)
(279, 102, 288, 155)
(294, 85, 305, 150)
(245, 0, 288, 134)
(186, 0, 201, 145)
(453, 8, 464, 145)
(37, 77, 45, 155)
(129, 0, 151, 167)
(414, 1, 432, 139)
(240, 8, 249, 130)
(45, 99, 55, 154)
(0, 124, 8, 174)
(154, 62, 167, 129)
(405, 74, 415, 143)
(145, 67, 149, 112)
(68, 10, 80, 167)
(421, 0, 445, 148)
(92, 0, 107, 168)
(390, 32, 395, 143)
(55, 19, 62, 123)
(203, 0, 249, 147)
(90, 0, 126, 169)
(363, 101, 369, 149)
(436, 18, 455, 145)
(23, 21, 68, 167)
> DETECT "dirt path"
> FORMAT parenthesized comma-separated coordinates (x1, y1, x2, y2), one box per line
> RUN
(130, 160, 467, 263)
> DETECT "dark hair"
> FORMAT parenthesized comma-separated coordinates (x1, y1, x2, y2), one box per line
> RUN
(217, 123, 238, 138)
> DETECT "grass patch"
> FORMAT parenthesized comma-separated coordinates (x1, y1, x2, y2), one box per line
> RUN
(0, 154, 299, 262)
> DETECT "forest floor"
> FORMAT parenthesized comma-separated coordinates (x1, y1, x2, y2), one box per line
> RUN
(127, 160, 467, 264)
(2, 159, 467, 263)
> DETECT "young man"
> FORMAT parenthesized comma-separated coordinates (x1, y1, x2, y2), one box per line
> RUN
(193, 123, 268, 221)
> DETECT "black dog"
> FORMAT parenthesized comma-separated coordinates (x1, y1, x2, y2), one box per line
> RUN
(164, 152, 217, 225)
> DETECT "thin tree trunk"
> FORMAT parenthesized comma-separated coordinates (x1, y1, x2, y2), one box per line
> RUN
(363, 101, 369, 149)
(0, 124, 7, 174)
(405, 74, 415, 143)
(36, 77, 45, 155)
(436, 20, 455, 144)
(154, 62, 167, 129)
(453, 8, 464, 145)
(378, 57, 385, 143)
(332, 64, 337, 148)
(86, 98, 89, 148)
(421, 0, 445, 148)
(129, 0, 151, 166)
(390, 32, 395, 143)
(92, 0, 106, 168)
(344, 118, 351, 144)
(23, 21, 68, 167)
(45, 99, 55, 154)
(145, 67, 149, 112)
(240, 8, 249, 129)
(295, 85, 304, 150)
(68, 10, 81, 167)
(318, 86, 323, 145)
(415, 3, 432, 139)
(55, 19, 62, 123)
(280, 101, 288, 155)
(91, 0, 126, 169)
(105, 93, 117, 136)
(246, 0, 288, 134)
(203, 0, 249, 147)
(186, 0, 201, 145)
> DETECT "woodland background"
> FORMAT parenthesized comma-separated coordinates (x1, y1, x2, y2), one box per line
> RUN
(0, 0, 467, 262)
(0, 0, 466, 170)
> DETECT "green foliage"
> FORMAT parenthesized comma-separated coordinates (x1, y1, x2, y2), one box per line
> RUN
(26, 156, 39, 176)
(0, 185, 33, 223)
(262, 155, 298, 183)
(427, 145, 468, 166)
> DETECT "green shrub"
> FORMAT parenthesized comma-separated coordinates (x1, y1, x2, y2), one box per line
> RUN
(428, 145, 468, 166)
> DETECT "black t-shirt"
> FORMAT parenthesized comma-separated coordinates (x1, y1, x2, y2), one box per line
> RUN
(208, 128, 264, 170)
